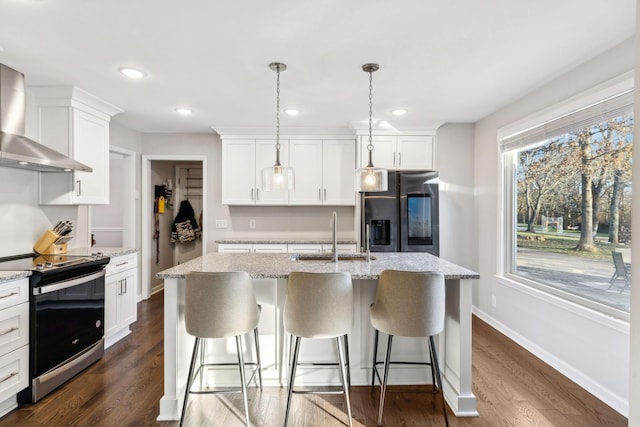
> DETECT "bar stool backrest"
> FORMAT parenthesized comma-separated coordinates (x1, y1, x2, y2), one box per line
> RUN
(285, 272, 353, 339)
(185, 271, 260, 338)
(371, 270, 445, 337)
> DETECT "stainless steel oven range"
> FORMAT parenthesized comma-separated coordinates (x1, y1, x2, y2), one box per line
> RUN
(0, 253, 110, 403)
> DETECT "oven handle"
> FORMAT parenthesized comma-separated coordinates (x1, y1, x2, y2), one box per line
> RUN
(33, 270, 105, 295)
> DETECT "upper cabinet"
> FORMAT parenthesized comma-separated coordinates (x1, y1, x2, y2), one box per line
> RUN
(221, 136, 356, 206)
(33, 86, 122, 205)
(289, 139, 355, 206)
(221, 139, 290, 205)
(359, 134, 435, 170)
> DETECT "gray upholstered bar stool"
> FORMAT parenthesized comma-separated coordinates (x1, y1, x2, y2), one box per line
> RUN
(284, 272, 354, 427)
(180, 271, 262, 427)
(370, 269, 448, 426)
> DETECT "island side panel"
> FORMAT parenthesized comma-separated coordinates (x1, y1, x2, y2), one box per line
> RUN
(158, 277, 193, 421)
(442, 278, 478, 416)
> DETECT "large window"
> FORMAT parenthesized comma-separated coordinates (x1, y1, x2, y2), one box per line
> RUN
(499, 81, 633, 319)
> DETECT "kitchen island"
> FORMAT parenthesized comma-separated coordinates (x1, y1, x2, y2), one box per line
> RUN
(156, 252, 479, 421)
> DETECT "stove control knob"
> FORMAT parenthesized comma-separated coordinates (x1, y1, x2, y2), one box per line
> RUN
(45, 262, 53, 268)
(36, 263, 45, 270)
(96, 252, 103, 257)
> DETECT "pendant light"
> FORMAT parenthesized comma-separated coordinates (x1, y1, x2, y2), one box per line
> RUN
(262, 62, 294, 191)
(355, 63, 388, 192)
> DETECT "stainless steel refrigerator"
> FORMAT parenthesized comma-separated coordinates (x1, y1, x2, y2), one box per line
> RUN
(363, 170, 439, 255)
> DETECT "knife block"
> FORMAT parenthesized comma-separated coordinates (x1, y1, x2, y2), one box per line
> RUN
(34, 230, 71, 254)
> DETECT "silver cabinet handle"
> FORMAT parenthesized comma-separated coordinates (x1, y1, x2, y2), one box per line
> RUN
(324, 188, 327, 200)
(0, 291, 18, 300)
(76, 180, 82, 197)
(0, 327, 18, 337)
(398, 152, 402, 167)
(123, 278, 127, 294)
(393, 152, 396, 167)
(251, 188, 254, 200)
(0, 372, 18, 385)
(256, 188, 259, 201)
(318, 189, 322, 200)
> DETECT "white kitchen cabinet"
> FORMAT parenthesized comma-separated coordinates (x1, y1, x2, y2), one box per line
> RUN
(218, 243, 253, 253)
(33, 86, 122, 205)
(221, 139, 289, 205)
(287, 244, 323, 254)
(218, 244, 287, 253)
(322, 243, 358, 254)
(289, 139, 356, 206)
(252, 244, 288, 253)
(0, 278, 29, 417)
(359, 135, 435, 170)
(104, 253, 138, 349)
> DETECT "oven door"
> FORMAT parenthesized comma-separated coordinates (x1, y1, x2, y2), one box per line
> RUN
(33, 269, 105, 378)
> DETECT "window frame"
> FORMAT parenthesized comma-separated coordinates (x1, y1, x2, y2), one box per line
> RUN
(497, 72, 634, 322)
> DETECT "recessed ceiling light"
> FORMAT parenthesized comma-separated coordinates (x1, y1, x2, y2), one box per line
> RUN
(118, 67, 146, 79)
(391, 109, 408, 116)
(18, 161, 28, 165)
(175, 107, 193, 116)
(284, 108, 300, 116)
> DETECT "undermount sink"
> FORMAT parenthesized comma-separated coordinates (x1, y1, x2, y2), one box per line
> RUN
(289, 253, 376, 262)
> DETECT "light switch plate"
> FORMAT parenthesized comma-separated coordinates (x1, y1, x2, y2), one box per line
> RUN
(215, 219, 228, 229)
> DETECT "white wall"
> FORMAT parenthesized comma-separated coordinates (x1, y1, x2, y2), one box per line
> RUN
(435, 123, 475, 267)
(472, 37, 635, 416)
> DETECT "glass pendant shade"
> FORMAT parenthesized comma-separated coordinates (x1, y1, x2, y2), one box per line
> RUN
(262, 163, 294, 191)
(355, 165, 388, 192)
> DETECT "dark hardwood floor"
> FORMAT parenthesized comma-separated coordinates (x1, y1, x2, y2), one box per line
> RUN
(0, 291, 627, 426)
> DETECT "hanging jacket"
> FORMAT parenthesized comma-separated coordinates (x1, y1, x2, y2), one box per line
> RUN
(170, 200, 201, 243)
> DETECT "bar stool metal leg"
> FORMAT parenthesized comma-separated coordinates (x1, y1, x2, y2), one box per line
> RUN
(253, 327, 263, 390)
(336, 336, 353, 427)
(371, 329, 379, 387)
(378, 334, 394, 426)
(429, 336, 449, 427)
(180, 337, 200, 427)
(343, 334, 351, 388)
(284, 336, 301, 427)
(236, 336, 251, 426)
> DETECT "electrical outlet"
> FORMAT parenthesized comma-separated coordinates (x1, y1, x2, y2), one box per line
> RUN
(491, 295, 497, 308)
(249, 219, 256, 229)
(215, 219, 228, 229)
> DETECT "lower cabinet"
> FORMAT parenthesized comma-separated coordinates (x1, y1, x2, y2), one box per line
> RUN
(0, 278, 29, 417)
(105, 253, 138, 349)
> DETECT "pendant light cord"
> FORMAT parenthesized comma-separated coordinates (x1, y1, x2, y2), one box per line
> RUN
(275, 65, 281, 165)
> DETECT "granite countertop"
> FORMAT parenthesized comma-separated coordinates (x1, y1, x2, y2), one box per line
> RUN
(157, 252, 479, 281)
(67, 247, 139, 258)
(0, 271, 31, 283)
(216, 239, 357, 245)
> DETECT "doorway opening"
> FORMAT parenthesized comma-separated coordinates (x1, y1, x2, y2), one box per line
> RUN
(141, 155, 207, 299)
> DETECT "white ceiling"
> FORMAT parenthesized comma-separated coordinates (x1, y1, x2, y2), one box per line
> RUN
(0, 0, 635, 134)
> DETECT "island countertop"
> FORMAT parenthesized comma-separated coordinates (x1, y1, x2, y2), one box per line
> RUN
(156, 252, 479, 280)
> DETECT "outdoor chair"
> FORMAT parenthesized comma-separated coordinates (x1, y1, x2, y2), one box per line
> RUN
(609, 251, 631, 293)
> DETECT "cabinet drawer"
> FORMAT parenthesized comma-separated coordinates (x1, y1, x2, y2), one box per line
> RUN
(0, 279, 29, 311)
(0, 345, 28, 404)
(0, 303, 29, 357)
(288, 244, 323, 254)
(106, 253, 138, 275)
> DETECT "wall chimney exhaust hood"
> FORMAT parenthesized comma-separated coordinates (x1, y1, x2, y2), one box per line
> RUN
(0, 64, 91, 172)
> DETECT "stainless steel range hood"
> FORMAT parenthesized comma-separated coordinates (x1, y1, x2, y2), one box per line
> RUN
(0, 64, 91, 172)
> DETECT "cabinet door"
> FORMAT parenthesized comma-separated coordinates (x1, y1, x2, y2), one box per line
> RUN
(397, 135, 434, 170)
(253, 244, 288, 253)
(289, 140, 323, 205)
(222, 140, 256, 204)
(218, 244, 253, 253)
(288, 244, 323, 254)
(119, 268, 137, 327)
(255, 140, 289, 205)
(104, 272, 119, 339)
(360, 136, 397, 169)
(72, 109, 110, 204)
(323, 140, 355, 205)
